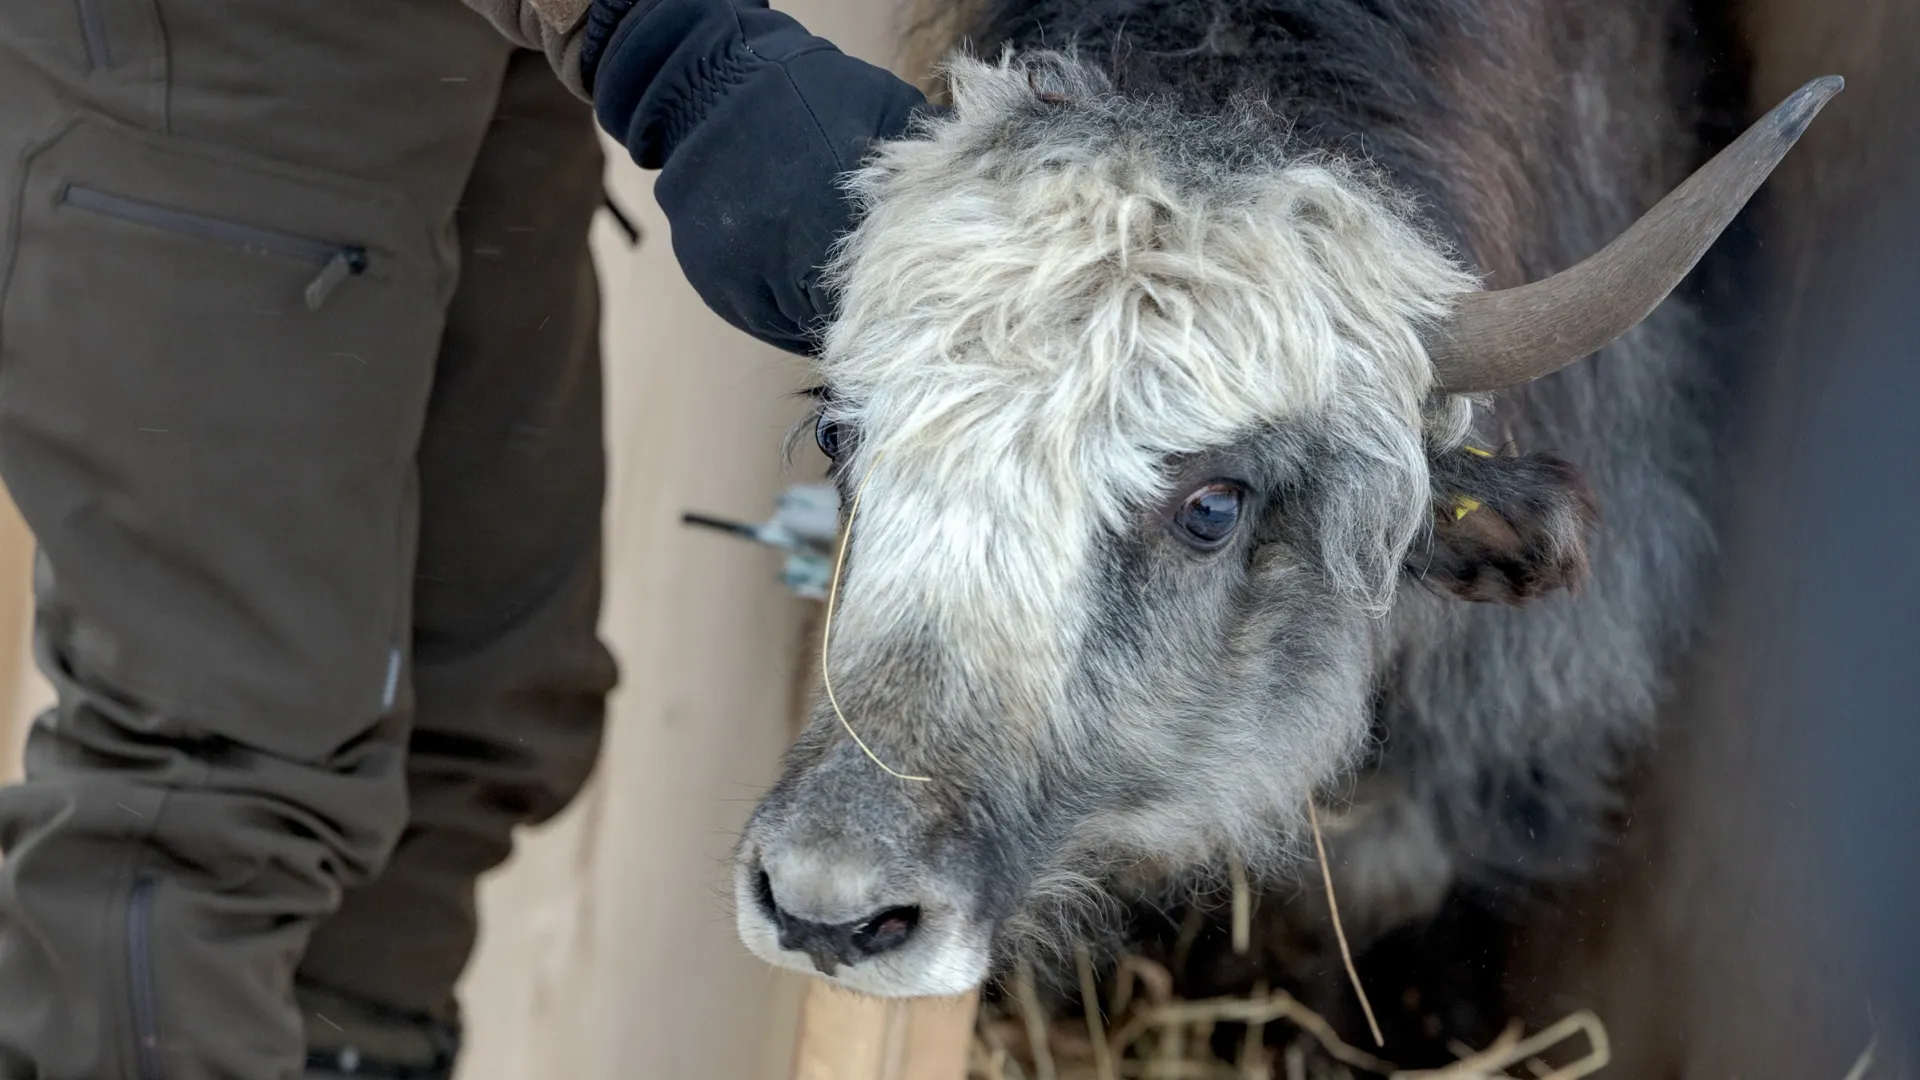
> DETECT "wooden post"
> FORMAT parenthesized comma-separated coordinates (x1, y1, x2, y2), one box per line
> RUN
(790, 982, 978, 1080)
(0, 487, 41, 784)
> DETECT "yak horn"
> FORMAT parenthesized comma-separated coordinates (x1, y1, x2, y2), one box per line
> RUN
(1426, 75, 1844, 394)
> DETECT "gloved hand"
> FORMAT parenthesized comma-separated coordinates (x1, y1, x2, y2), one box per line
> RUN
(582, 0, 938, 354)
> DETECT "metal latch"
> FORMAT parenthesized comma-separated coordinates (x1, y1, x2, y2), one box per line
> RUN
(682, 482, 840, 601)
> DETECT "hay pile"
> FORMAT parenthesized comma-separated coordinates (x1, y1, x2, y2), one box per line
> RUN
(964, 806, 1615, 1080)
(968, 955, 1609, 1080)
(966, 881, 1609, 1080)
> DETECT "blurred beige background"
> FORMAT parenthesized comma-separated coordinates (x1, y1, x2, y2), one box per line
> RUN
(0, 1, 907, 1076)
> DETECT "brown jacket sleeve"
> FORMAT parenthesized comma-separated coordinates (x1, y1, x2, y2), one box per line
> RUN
(463, 0, 596, 99)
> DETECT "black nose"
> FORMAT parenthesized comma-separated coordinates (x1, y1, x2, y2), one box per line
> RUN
(753, 868, 920, 976)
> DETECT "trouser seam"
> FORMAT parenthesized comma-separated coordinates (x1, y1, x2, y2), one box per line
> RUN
(0, 108, 86, 361)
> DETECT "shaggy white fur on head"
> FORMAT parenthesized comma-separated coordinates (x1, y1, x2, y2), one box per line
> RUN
(816, 52, 1476, 706)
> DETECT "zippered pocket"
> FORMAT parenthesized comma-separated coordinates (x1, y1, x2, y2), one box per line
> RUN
(60, 183, 369, 310)
(126, 877, 163, 1080)
(4, 114, 442, 752)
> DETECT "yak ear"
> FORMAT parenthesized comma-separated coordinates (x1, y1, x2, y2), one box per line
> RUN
(1406, 447, 1599, 604)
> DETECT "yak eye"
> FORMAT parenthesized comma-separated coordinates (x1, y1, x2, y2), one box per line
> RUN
(814, 413, 845, 459)
(1173, 482, 1245, 549)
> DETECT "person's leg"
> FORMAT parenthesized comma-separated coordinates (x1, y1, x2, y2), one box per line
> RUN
(296, 49, 617, 1075)
(0, 3, 518, 1077)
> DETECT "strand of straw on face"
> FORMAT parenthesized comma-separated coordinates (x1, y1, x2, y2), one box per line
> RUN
(821, 454, 933, 782)
(1310, 800, 1385, 1048)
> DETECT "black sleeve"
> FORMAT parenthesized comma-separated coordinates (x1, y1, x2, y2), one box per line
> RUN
(587, 0, 936, 354)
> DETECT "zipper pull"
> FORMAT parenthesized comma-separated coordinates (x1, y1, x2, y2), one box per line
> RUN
(304, 246, 368, 311)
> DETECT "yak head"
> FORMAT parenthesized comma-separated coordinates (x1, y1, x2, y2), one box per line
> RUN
(732, 54, 1838, 997)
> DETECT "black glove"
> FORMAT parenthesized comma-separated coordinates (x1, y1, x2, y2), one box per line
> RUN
(583, 0, 937, 355)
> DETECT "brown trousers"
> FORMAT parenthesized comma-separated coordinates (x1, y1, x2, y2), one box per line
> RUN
(0, 2, 617, 1077)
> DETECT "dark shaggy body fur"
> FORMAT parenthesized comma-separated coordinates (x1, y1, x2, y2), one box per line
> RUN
(906, 0, 1757, 1050)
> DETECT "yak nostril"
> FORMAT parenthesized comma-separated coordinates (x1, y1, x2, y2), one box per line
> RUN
(752, 867, 781, 923)
(850, 905, 920, 957)
(749, 856, 922, 973)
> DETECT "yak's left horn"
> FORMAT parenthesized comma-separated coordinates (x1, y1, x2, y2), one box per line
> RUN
(1425, 74, 1844, 394)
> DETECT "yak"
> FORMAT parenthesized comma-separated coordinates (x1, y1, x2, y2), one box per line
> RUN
(727, 0, 1839, 1021)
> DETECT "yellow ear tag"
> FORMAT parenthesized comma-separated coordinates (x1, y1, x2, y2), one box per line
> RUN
(1452, 446, 1491, 518)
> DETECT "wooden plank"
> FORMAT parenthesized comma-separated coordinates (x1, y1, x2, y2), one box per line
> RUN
(790, 980, 978, 1080)
(899, 991, 981, 1080)
(0, 487, 41, 784)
